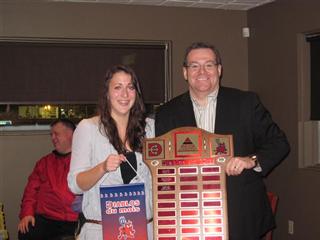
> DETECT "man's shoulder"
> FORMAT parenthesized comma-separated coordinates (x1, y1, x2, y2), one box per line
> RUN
(40, 151, 56, 159)
(219, 86, 257, 100)
(220, 86, 250, 95)
(157, 92, 189, 112)
(35, 152, 58, 166)
(41, 151, 70, 160)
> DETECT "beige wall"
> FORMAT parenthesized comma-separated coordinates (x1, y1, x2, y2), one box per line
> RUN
(248, 0, 320, 239)
(0, 2, 248, 239)
(0, 2, 248, 95)
(0, 131, 52, 240)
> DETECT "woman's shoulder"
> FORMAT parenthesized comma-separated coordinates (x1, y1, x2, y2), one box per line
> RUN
(77, 116, 100, 130)
(145, 117, 154, 125)
(145, 117, 155, 138)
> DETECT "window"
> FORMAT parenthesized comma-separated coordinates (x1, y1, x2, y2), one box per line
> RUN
(0, 104, 96, 126)
(0, 38, 171, 126)
(298, 32, 320, 168)
(307, 35, 320, 120)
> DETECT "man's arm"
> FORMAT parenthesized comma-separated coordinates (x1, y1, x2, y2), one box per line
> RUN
(225, 92, 290, 176)
(18, 215, 35, 234)
(250, 92, 290, 176)
(18, 158, 44, 232)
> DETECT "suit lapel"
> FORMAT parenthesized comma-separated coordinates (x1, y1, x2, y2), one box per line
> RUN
(178, 92, 197, 127)
(215, 87, 229, 133)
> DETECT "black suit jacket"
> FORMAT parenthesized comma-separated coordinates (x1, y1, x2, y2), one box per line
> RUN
(155, 86, 290, 240)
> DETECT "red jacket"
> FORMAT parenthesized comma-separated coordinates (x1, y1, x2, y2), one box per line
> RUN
(19, 151, 78, 222)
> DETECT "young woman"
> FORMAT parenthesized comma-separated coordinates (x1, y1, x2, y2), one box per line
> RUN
(68, 65, 154, 239)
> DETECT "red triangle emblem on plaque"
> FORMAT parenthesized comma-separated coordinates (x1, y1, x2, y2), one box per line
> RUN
(179, 137, 197, 152)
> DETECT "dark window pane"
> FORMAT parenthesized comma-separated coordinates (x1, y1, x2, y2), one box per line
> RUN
(307, 35, 320, 120)
(0, 39, 170, 105)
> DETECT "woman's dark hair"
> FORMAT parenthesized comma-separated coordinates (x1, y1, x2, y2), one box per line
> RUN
(183, 42, 222, 67)
(98, 65, 146, 154)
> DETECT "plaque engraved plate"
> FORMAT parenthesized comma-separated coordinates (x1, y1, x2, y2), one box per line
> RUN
(143, 127, 233, 240)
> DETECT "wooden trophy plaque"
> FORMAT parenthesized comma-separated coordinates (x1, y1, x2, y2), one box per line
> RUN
(143, 127, 233, 240)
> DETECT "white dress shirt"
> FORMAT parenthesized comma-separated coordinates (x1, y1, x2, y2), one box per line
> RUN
(191, 88, 219, 133)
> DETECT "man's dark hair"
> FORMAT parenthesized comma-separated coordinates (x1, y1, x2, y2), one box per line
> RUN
(50, 118, 76, 131)
(183, 42, 222, 67)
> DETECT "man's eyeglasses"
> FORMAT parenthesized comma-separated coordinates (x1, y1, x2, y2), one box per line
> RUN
(186, 61, 219, 72)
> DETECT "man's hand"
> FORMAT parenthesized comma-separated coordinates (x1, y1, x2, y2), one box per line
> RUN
(18, 215, 35, 234)
(225, 156, 256, 176)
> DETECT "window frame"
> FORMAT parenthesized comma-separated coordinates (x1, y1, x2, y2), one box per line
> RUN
(297, 32, 320, 169)
(0, 37, 172, 128)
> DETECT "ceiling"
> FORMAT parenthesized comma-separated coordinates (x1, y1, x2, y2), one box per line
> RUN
(51, 0, 276, 11)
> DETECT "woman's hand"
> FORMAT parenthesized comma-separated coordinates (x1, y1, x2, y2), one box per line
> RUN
(76, 154, 126, 191)
(103, 154, 126, 173)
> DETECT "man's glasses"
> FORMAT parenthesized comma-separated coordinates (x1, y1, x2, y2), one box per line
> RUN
(186, 61, 219, 72)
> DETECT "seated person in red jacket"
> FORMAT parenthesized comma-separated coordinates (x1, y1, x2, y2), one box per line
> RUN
(18, 119, 78, 240)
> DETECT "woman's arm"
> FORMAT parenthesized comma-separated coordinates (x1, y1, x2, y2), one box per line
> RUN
(76, 153, 125, 191)
(68, 118, 126, 193)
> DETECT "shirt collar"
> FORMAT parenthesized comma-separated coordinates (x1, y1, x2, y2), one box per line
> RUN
(53, 150, 71, 157)
(190, 87, 219, 107)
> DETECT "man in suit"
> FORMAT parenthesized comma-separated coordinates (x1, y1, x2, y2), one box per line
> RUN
(155, 42, 290, 240)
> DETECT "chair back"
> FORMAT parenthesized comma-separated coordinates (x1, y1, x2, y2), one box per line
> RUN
(265, 192, 279, 240)
(0, 202, 9, 240)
